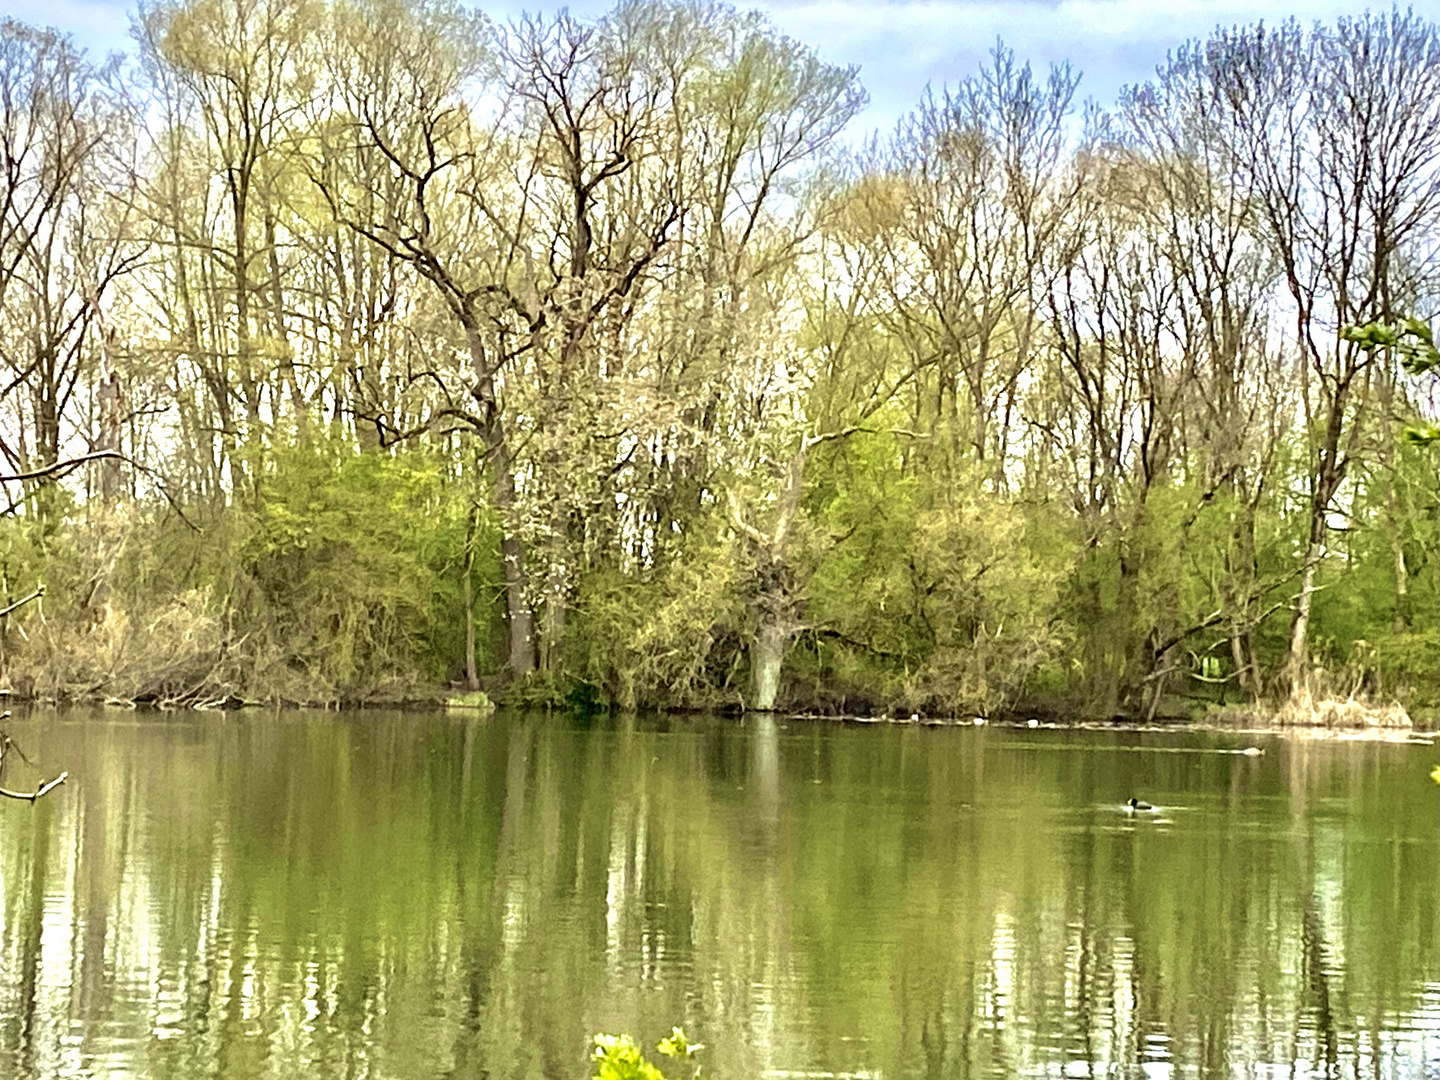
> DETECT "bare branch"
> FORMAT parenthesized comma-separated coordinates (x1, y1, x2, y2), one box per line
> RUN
(0, 587, 44, 618)
(0, 450, 123, 485)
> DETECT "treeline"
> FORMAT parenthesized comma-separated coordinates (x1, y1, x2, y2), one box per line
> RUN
(0, 0, 1436, 718)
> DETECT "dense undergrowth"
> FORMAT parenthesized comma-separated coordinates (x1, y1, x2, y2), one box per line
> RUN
(1, 434, 1433, 726)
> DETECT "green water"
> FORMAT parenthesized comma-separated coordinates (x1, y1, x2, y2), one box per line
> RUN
(0, 709, 1434, 1080)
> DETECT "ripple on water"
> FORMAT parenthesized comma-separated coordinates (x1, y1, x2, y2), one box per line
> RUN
(0, 710, 1433, 1080)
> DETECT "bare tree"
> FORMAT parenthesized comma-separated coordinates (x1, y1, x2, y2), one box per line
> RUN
(137, 0, 320, 486)
(874, 45, 1080, 488)
(0, 23, 141, 523)
(1199, 14, 1440, 697)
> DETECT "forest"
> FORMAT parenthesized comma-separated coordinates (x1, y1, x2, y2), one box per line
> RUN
(0, 0, 1435, 721)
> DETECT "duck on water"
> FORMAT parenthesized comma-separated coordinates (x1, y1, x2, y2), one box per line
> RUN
(1126, 797, 1157, 812)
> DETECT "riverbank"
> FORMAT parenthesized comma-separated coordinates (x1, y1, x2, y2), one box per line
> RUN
(2, 682, 1431, 733)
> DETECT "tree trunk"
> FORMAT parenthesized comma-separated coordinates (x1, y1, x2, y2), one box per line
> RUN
(751, 619, 788, 712)
(1224, 496, 1260, 697)
(91, 282, 124, 501)
(1285, 380, 1350, 699)
(1386, 460, 1410, 633)
(463, 506, 481, 691)
(31, 363, 61, 527)
(265, 210, 306, 428)
(1229, 626, 1254, 698)
(743, 448, 808, 713)
(540, 554, 567, 676)
(500, 529, 534, 676)
(96, 369, 123, 501)
(232, 190, 260, 433)
(1285, 535, 1321, 696)
(463, 317, 534, 677)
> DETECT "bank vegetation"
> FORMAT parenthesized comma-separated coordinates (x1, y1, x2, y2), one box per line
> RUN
(0, 2, 1436, 723)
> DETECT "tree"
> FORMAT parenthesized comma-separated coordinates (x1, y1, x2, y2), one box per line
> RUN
(0, 21, 139, 524)
(1198, 14, 1440, 697)
(311, 0, 542, 674)
(139, 0, 321, 460)
(1118, 57, 1291, 697)
(876, 44, 1080, 486)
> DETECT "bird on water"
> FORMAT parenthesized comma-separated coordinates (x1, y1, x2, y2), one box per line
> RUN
(1126, 797, 1156, 812)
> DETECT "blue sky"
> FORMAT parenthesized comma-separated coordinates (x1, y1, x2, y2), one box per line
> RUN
(7, 0, 1391, 137)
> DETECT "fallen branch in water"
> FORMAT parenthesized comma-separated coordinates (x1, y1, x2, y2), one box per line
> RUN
(0, 771, 68, 801)
(0, 711, 68, 802)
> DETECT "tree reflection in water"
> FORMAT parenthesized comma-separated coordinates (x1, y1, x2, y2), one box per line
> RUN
(0, 710, 1434, 1080)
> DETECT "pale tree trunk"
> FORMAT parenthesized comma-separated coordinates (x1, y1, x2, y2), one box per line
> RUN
(89, 277, 124, 501)
(750, 620, 788, 712)
(265, 210, 307, 428)
(96, 369, 123, 501)
(232, 190, 261, 435)
(1391, 523, 1410, 633)
(538, 346, 573, 676)
(500, 524, 534, 676)
(1285, 532, 1323, 697)
(736, 446, 811, 712)
(1284, 391, 1349, 699)
(1373, 358, 1411, 635)
(540, 555, 567, 676)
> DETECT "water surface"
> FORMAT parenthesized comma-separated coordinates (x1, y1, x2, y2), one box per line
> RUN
(0, 709, 1435, 1079)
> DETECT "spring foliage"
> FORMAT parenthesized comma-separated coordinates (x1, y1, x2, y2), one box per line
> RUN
(0, 4, 1436, 718)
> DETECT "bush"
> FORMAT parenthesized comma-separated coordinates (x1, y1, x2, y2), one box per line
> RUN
(0, 433, 498, 704)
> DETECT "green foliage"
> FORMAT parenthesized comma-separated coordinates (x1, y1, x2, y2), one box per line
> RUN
(236, 433, 476, 698)
(798, 435, 1072, 715)
(1342, 318, 1440, 446)
(592, 1035, 668, 1080)
(0, 432, 505, 704)
(1341, 317, 1439, 376)
(1368, 631, 1440, 710)
(591, 1028, 704, 1080)
(1307, 433, 1440, 710)
(571, 517, 748, 710)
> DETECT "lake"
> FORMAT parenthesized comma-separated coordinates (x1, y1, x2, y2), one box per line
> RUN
(0, 708, 1435, 1079)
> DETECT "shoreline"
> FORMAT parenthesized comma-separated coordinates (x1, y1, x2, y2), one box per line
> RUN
(3, 694, 1433, 741)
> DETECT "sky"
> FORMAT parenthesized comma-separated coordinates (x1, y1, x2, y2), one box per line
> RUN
(5, 0, 1393, 139)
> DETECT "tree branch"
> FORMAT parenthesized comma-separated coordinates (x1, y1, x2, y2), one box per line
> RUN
(0, 586, 44, 618)
(0, 450, 122, 485)
(0, 772, 68, 802)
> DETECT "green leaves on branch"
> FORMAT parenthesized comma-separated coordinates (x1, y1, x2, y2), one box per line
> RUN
(1342, 318, 1440, 446)
(592, 1028, 705, 1080)
(1341, 317, 1440, 375)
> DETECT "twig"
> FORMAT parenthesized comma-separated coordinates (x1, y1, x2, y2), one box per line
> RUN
(0, 713, 64, 800)
(0, 712, 34, 767)
(0, 586, 45, 619)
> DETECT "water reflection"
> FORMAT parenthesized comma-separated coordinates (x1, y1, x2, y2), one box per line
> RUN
(0, 711, 1434, 1080)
